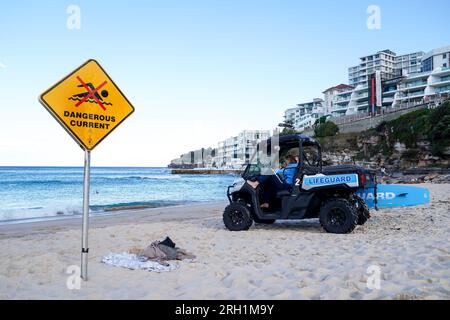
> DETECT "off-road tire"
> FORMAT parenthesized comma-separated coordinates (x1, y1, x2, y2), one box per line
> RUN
(223, 203, 253, 231)
(354, 195, 371, 225)
(319, 198, 358, 234)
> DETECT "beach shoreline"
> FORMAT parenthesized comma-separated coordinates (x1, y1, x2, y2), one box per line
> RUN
(0, 201, 226, 239)
(1, 184, 449, 300)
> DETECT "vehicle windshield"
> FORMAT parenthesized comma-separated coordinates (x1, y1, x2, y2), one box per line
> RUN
(243, 141, 301, 178)
(242, 139, 321, 179)
(245, 149, 278, 177)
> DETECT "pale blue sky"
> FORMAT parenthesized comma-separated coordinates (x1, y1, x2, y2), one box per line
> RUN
(1, 0, 449, 166)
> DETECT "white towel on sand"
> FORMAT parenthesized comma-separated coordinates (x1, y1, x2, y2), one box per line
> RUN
(101, 252, 179, 273)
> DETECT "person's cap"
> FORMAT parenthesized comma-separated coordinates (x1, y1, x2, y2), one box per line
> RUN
(286, 148, 300, 157)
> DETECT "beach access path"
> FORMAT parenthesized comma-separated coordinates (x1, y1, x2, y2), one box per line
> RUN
(0, 184, 449, 299)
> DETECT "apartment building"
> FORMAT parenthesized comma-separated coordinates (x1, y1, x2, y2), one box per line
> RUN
(215, 130, 271, 168)
(284, 98, 325, 132)
(331, 46, 450, 116)
(395, 51, 424, 76)
(421, 45, 450, 72)
(394, 67, 450, 106)
(322, 84, 354, 116)
(348, 50, 397, 87)
(325, 66, 450, 117)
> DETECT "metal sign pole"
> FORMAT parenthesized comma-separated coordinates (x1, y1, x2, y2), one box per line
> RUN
(81, 149, 91, 281)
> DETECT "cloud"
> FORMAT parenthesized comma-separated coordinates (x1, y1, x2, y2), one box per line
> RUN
(0, 62, 6, 69)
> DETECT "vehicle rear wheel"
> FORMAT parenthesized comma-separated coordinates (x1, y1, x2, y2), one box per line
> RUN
(319, 198, 358, 234)
(223, 203, 253, 231)
(354, 195, 370, 225)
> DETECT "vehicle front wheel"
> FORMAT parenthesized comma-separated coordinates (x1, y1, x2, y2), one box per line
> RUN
(319, 198, 358, 234)
(223, 203, 253, 231)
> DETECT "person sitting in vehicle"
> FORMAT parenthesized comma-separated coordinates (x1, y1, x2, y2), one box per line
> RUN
(247, 153, 299, 209)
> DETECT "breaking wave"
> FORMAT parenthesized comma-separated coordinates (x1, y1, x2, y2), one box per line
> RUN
(0, 200, 190, 224)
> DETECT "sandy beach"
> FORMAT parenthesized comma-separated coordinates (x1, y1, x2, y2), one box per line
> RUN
(0, 183, 449, 300)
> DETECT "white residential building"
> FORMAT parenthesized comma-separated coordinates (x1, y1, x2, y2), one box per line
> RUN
(394, 67, 450, 106)
(332, 46, 450, 116)
(215, 130, 271, 168)
(349, 50, 397, 87)
(395, 51, 424, 76)
(332, 85, 361, 116)
(326, 67, 450, 116)
(322, 84, 355, 116)
(421, 45, 450, 72)
(284, 98, 325, 132)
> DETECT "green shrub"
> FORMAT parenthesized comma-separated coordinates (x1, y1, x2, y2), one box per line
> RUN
(428, 102, 450, 156)
(386, 108, 430, 148)
(314, 121, 339, 138)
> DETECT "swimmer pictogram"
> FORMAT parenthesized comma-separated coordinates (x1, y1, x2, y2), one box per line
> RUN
(68, 76, 112, 110)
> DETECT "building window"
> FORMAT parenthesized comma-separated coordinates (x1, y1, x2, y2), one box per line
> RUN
(443, 53, 447, 59)
(422, 57, 433, 72)
(444, 63, 448, 68)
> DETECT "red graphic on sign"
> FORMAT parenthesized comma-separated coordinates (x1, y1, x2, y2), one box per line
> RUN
(74, 76, 108, 110)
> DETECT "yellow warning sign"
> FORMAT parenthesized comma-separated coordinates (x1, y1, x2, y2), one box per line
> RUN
(39, 59, 135, 150)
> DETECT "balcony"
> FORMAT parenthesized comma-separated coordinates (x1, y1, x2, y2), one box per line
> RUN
(356, 101, 369, 108)
(435, 85, 450, 94)
(432, 67, 450, 76)
(334, 98, 351, 105)
(398, 92, 425, 100)
(404, 71, 432, 80)
(331, 104, 348, 112)
(355, 85, 368, 92)
(398, 81, 427, 90)
(355, 93, 368, 100)
(357, 105, 369, 110)
(431, 75, 450, 87)
(383, 88, 397, 95)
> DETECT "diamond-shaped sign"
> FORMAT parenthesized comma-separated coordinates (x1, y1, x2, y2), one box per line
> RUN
(39, 59, 134, 150)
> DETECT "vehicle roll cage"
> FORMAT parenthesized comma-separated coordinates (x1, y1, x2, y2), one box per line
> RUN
(243, 134, 323, 178)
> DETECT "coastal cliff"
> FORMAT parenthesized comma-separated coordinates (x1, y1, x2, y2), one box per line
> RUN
(317, 102, 450, 181)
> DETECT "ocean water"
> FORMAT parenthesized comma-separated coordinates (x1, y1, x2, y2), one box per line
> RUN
(0, 167, 237, 223)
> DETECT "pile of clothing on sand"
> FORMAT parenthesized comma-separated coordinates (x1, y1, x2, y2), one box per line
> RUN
(101, 237, 196, 273)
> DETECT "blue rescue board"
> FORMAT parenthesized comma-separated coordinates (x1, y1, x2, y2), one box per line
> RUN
(356, 184, 430, 209)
